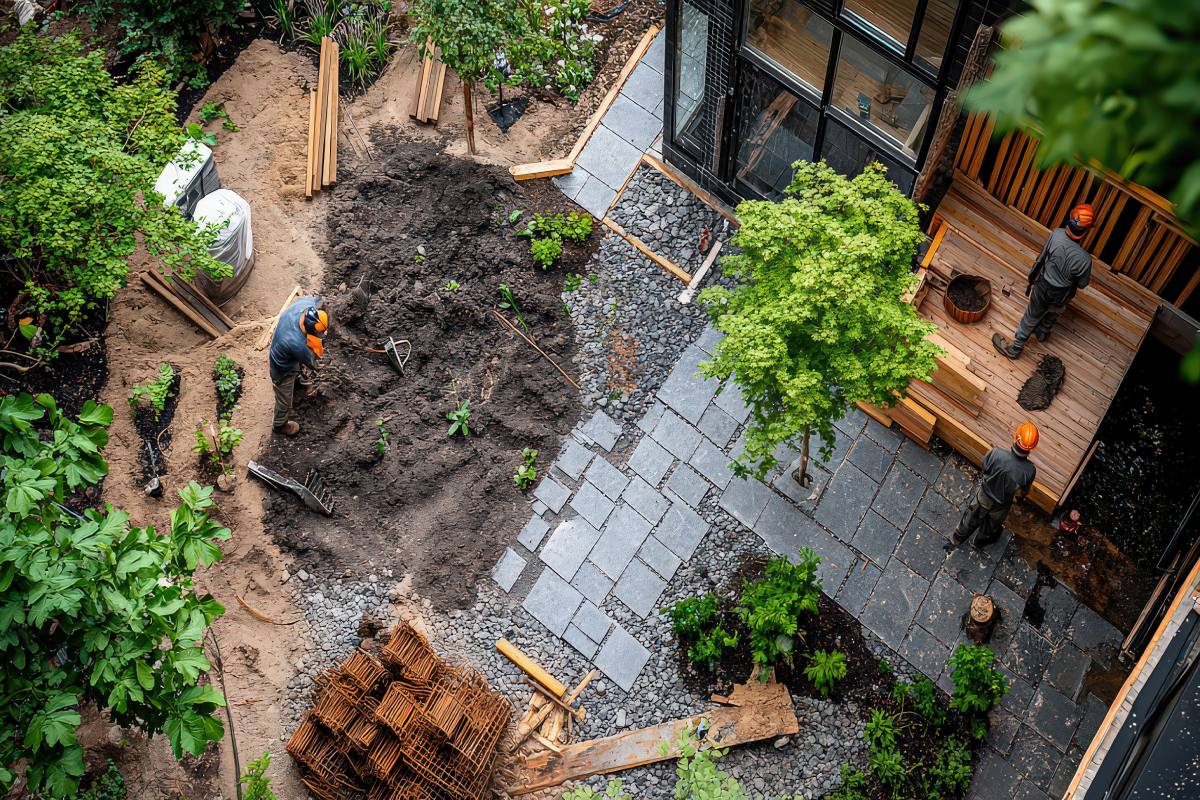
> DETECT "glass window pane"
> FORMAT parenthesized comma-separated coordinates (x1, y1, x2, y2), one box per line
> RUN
(819, 117, 916, 194)
(735, 65, 819, 199)
(915, 0, 958, 74)
(746, 0, 833, 92)
(830, 37, 933, 158)
(843, 0, 919, 48)
(674, 0, 710, 143)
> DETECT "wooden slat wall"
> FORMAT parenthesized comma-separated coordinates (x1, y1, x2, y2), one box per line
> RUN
(953, 112, 1199, 306)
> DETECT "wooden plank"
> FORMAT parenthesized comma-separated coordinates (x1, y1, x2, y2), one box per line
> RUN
(411, 40, 434, 119)
(679, 240, 723, 304)
(890, 396, 935, 445)
(1176, 262, 1200, 306)
(985, 131, 1014, 195)
(567, 25, 661, 164)
(510, 159, 574, 180)
(966, 114, 994, 180)
(508, 681, 798, 794)
(856, 400, 893, 427)
(496, 639, 567, 698)
(256, 285, 304, 350)
(305, 88, 317, 199)
(312, 38, 328, 192)
(602, 218, 691, 283)
(322, 39, 338, 187)
(141, 273, 221, 338)
(330, 40, 339, 184)
(427, 60, 447, 123)
(171, 275, 235, 331)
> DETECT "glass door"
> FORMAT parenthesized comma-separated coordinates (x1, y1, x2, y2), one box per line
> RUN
(673, 0, 711, 158)
(733, 61, 821, 199)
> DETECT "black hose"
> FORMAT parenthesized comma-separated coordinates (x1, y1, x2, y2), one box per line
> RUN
(587, 0, 631, 22)
(206, 630, 243, 800)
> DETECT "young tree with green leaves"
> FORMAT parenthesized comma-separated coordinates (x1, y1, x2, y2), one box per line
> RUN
(0, 394, 230, 798)
(0, 31, 228, 367)
(700, 161, 941, 483)
(409, 0, 527, 153)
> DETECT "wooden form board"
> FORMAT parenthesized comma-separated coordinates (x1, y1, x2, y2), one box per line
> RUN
(410, 39, 447, 124)
(141, 270, 234, 338)
(307, 37, 339, 198)
(602, 218, 691, 283)
(507, 680, 799, 794)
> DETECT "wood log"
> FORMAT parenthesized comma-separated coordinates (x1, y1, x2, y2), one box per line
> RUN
(496, 639, 567, 698)
(509, 669, 596, 751)
(965, 595, 998, 643)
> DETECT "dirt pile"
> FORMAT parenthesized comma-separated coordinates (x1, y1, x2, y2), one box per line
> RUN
(260, 136, 594, 608)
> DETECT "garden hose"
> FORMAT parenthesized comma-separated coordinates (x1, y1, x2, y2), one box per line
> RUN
(205, 630, 244, 800)
(587, 0, 631, 23)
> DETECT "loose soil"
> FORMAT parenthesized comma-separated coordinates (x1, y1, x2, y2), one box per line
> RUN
(259, 136, 595, 609)
(947, 277, 988, 313)
(1017, 354, 1065, 412)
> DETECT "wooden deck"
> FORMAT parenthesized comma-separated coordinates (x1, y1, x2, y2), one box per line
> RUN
(901, 177, 1159, 510)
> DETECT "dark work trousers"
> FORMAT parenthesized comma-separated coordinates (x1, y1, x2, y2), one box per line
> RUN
(952, 488, 1010, 547)
(1013, 281, 1073, 352)
(271, 367, 299, 430)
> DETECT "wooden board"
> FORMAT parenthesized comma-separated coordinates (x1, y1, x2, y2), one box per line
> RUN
(507, 680, 798, 794)
(305, 88, 317, 199)
(256, 285, 304, 350)
(509, 159, 573, 180)
(411, 39, 447, 124)
(602, 218, 690, 283)
(141, 272, 220, 338)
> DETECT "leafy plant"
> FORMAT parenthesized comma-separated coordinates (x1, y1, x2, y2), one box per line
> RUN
(564, 272, 582, 293)
(194, 419, 242, 473)
(699, 162, 940, 483)
(924, 737, 972, 798)
(301, 8, 336, 47)
(447, 399, 471, 437)
(239, 751, 278, 800)
(893, 676, 946, 728)
(213, 354, 243, 418)
(270, 0, 298, 40)
(79, 760, 125, 800)
(129, 363, 177, 420)
(665, 594, 739, 670)
(668, 728, 749, 800)
(507, 209, 524, 225)
(531, 236, 564, 270)
(199, 102, 240, 132)
(804, 649, 848, 697)
(185, 121, 218, 147)
(563, 778, 631, 800)
(193, 422, 215, 465)
(868, 744, 908, 792)
(505, 0, 601, 101)
(375, 419, 390, 455)
(215, 421, 242, 459)
(443, 279, 461, 292)
(521, 211, 593, 269)
(514, 447, 538, 489)
(826, 764, 869, 800)
(0, 394, 229, 798)
(498, 283, 529, 332)
(864, 708, 899, 752)
(735, 551, 822, 668)
(947, 643, 1008, 715)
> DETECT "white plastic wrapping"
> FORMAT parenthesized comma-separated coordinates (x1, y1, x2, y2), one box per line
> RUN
(154, 139, 220, 217)
(191, 189, 255, 304)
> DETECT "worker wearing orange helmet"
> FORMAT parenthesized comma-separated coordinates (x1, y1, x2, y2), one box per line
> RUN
(948, 423, 1039, 549)
(269, 296, 329, 435)
(993, 204, 1095, 359)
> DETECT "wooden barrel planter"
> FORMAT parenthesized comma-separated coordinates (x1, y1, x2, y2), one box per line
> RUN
(944, 274, 992, 324)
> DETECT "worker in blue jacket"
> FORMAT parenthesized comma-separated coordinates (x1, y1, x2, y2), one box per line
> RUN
(269, 296, 328, 435)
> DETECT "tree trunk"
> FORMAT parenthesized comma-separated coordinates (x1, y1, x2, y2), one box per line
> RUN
(463, 80, 477, 155)
(790, 429, 813, 488)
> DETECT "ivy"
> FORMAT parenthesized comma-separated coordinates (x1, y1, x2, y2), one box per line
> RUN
(0, 393, 230, 798)
(0, 31, 229, 351)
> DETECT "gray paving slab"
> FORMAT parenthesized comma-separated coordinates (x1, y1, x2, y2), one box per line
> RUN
(1013, 780, 1053, 800)
(1004, 622, 1053, 687)
(600, 94, 661, 151)
(900, 624, 951, 681)
(934, 457, 978, 505)
(569, 481, 616, 529)
(713, 380, 752, 423)
(895, 519, 948, 579)
(573, 174, 617, 218)
(863, 418, 903, 452)
(655, 501, 709, 560)
(563, 623, 598, 659)
(1028, 683, 1082, 752)
(941, 540, 998, 596)
(1033, 581, 1079, 645)
(985, 578, 1027, 656)
(644, 28, 666, 73)
(835, 557, 882, 615)
(771, 462, 829, 513)
(517, 515, 552, 551)
(796, 519, 855, 593)
(859, 557, 929, 650)
(689, 437, 734, 489)
(614, 558, 668, 618)
(999, 663, 1037, 718)
(628, 435, 674, 486)
(540, 517, 603, 581)
(571, 560, 614, 606)
(572, 601, 614, 643)
(916, 569, 972, 646)
(851, 510, 902, 564)
(1048, 744, 1085, 799)
(1008, 725, 1065, 788)
(553, 168, 588, 201)
(594, 624, 650, 691)
(533, 475, 571, 513)
(987, 707, 1023, 756)
(665, 464, 709, 508)
(637, 400, 667, 433)
(622, 475, 670, 525)
(650, 408, 702, 460)
(970, 748, 1023, 800)
(1046, 642, 1089, 701)
(897, 438, 945, 483)
(833, 406, 868, 438)
(579, 410, 623, 452)
(872, 463, 927, 529)
(694, 324, 723, 355)
(915, 488, 960, 535)
(698, 403, 739, 447)
(847, 436, 894, 482)
(639, 535, 682, 580)
(554, 437, 594, 480)
(811, 427, 853, 471)
(752, 492, 812, 556)
(719, 475, 774, 529)
(814, 462, 879, 541)
(532, 500, 549, 517)
(995, 537, 1039, 596)
(657, 347, 720, 424)
(522, 569, 584, 636)
(574, 125, 644, 191)
(586, 456, 630, 500)
(1066, 604, 1123, 667)
(621, 60, 665, 113)
(492, 547, 526, 592)
(589, 503, 653, 579)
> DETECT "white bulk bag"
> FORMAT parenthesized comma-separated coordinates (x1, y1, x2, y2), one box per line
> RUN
(191, 189, 255, 304)
(154, 139, 220, 217)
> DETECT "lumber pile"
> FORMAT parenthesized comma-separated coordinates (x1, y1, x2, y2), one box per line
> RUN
(140, 270, 234, 338)
(307, 36, 340, 199)
(410, 38, 448, 125)
(286, 623, 511, 800)
(495, 639, 594, 756)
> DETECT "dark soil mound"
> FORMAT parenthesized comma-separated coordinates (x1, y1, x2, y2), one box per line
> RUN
(1018, 354, 1065, 411)
(260, 137, 595, 608)
(947, 278, 987, 312)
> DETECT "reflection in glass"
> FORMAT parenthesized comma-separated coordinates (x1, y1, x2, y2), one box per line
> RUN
(830, 37, 932, 157)
(735, 65, 819, 199)
(746, 0, 833, 92)
(915, 0, 958, 74)
(843, 0, 919, 47)
(674, 0, 709, 142)
(819, 117, 916, 194)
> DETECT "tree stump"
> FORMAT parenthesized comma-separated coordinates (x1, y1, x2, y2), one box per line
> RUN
(965, 595, 998, 644)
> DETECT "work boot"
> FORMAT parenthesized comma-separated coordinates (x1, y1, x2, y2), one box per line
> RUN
(276, 421, 300, 436)
(1034, 329, 1052, 343)
(992, 333, 1022, 360)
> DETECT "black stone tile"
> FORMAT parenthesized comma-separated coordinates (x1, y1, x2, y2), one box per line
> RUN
(1067, 604, 1125, 668)
(1027, 683, 1082, 752)
(943, 537, 999, 594)
(812, 426, 853, 469)
(994, 538, 1038, 596)
(1049, 744, 1085, 799)
(1074, 693, 1108, 748)
(1031, 581, 1079, 646)
(1012, 780, 1052, 800)
(1004, 623, 1053, 687)
(872, 463, 928, 530)
(986, 708, 1022, 756)
(900, 624, 951, 680)
(847, 436, 895, 482)
(814, 462, 879, 542)
(917, 569, 972, 646)
(934, 455, 978, 504)
(851, 510, 902, 565)
(1008, 726, 1064, 789)
(896, 518, 949, 579)
(915, 488, 960, 535)
(999, 663, 1036, 718)
(864, 418, 903, 453)
(835, 556, 881, 615)
(985, 578, 1028, 657)
(860, 557, 930, 650)
(833, 405, 868, 438)
(1046, 643, 1089, 701)
(970, 747, 1022, 800)
(898, 437, 945, 483)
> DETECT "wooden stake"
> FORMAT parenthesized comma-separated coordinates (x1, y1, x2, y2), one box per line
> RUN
(491, 310, 581, 390)
(525, 678, 584, 720)
(509, 670, 597, 752)
(463, 80, 476, 155)
(305, 87, 317, 199)
(496, 638, 567, 696)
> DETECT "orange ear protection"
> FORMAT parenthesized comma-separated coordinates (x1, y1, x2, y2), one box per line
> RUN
(303, 307, 329, 357)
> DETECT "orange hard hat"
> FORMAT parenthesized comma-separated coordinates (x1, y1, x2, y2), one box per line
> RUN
(1066, 204, 1095, 238)
(1013, 422, 1039, 452)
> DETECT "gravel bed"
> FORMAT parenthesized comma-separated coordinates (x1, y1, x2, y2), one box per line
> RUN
(610, 166, 733, 270)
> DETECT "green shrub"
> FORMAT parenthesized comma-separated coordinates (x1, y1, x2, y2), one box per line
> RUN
(924, 737, 972, 798)
(239, 751, 278, 800)
(665, 594, 739, 670)
(562, 778, 631, 800)
(283, 0, 395, 85)
(514, 447, 538, 489)
(804, 649, 848, 697)
(505, 0, 600, 101)
(213, 354, 243, 418)
(868, 744, 907, 791)
(735, 551, 822, 667)
(531, 236, 563, 270)
(79, 760, 125, 800)
(947, 643, 1008, 715)
(864, 708, 898, 751)
(893, 676, 946, 728)
(521, 212, 593, 269)
(670, 728, 749, 800)
(129, 364, 177, 420)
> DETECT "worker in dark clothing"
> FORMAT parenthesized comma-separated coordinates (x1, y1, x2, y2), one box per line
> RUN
(269, 296, 328, 435)
(993, 204, 1095, 359)
(947, 423, 1039, 550)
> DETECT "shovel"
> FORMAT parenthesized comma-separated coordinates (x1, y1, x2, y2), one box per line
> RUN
(247, 460, 335, 516)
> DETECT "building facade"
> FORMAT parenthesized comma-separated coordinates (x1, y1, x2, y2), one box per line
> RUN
(662, 0, 1013, 203)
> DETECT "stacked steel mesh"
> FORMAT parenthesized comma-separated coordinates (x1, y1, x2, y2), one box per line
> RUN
(287, 622, 512, 800)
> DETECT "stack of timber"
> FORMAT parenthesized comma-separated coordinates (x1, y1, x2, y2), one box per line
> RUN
(140, 270, 234, 338)
(495, 639, 594, 758)
(286, 622, 511, 800)
(410, 38, 448, 125)
(306, 36, 340, 199)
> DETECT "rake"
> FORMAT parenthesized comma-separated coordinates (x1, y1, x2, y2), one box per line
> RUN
(247, 460, 336, 515)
